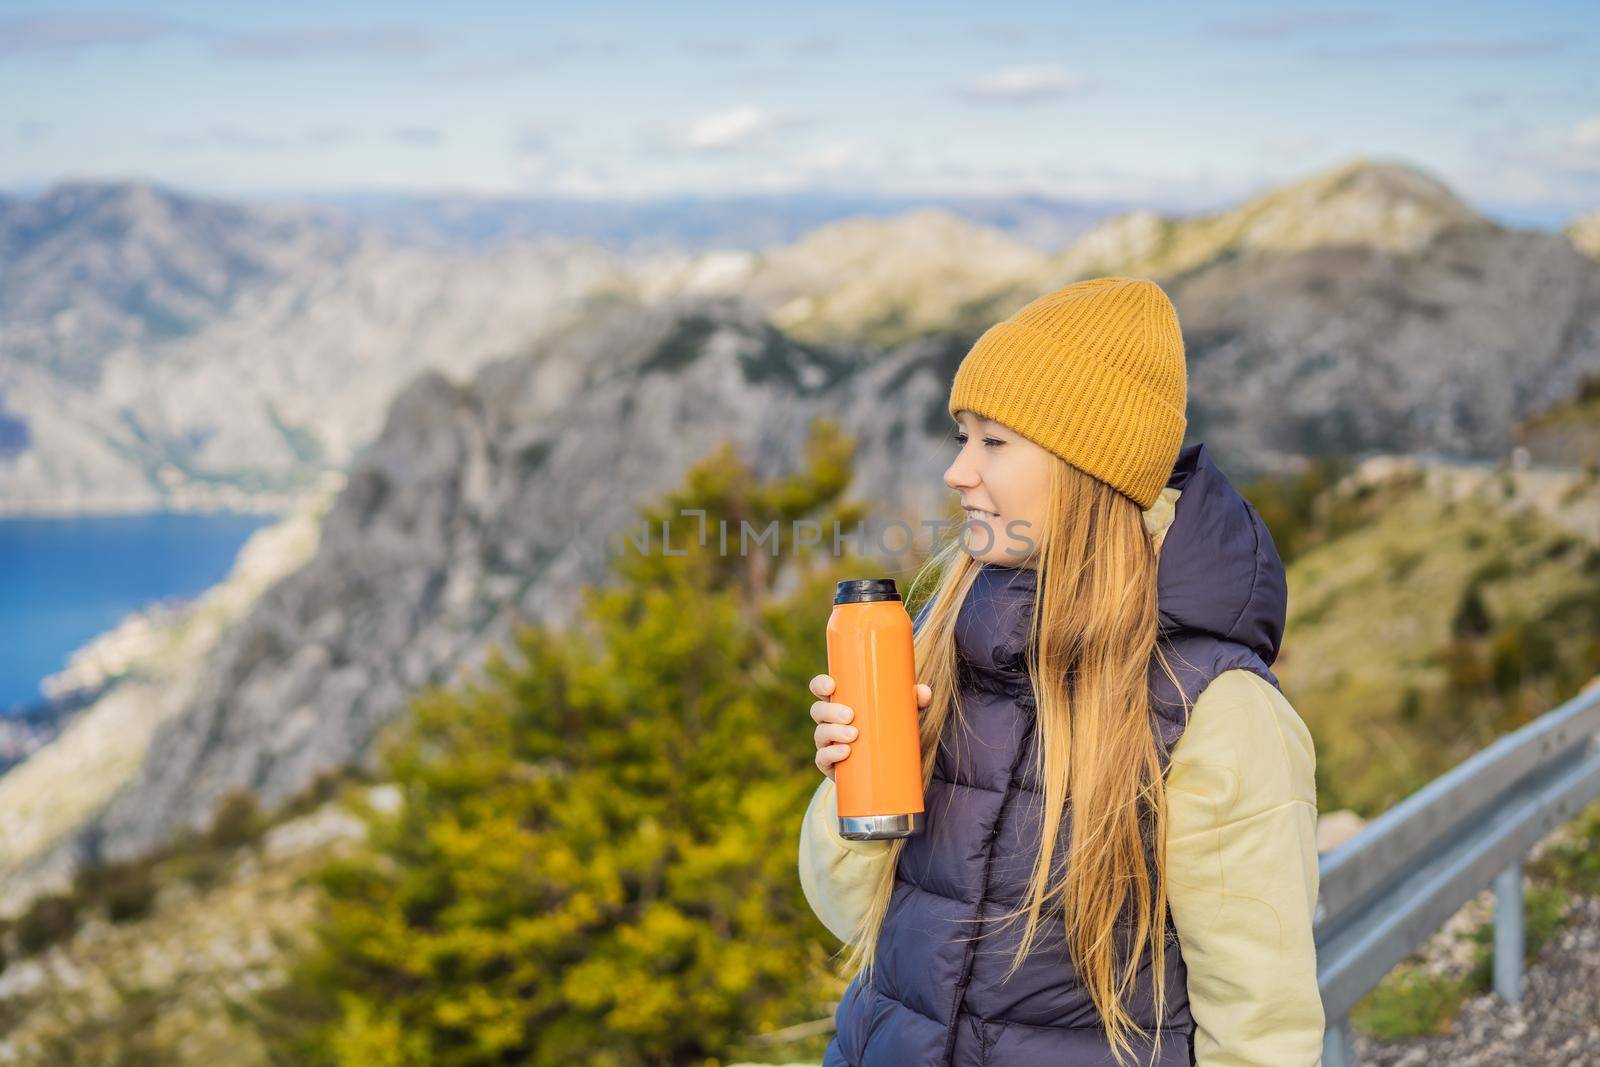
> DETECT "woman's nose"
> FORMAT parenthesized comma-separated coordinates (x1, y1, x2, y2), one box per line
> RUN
(944, 460, 977, 492)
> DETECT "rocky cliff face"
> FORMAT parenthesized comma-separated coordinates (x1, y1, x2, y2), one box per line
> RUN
(74, 291, 970, 864)
(1165, 224, 1600, 470)
(657, 158, 1600, 474)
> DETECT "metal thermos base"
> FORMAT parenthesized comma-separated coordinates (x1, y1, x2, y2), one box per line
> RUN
(839, 812, 923, 840)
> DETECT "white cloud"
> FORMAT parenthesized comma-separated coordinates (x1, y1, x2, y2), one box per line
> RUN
(1569, 116, 1600, 151)
(959, 66, 1092, 103)
(682, 105, 779, 151)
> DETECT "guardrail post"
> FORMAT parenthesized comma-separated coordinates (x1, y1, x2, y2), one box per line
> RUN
(1322, 1016, 1355, 1067)
(1493, 861, 1523, 1004)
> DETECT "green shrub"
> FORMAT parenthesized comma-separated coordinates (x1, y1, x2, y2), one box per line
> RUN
(1385, 547, 1425, 581)
(1469, 553, 1513, 583)
(74, 859, 161, 924)
(167, 850, 232, 891)
(1466, 883, 1572, 989)
(105, 872, 160, 923)
(1489, 629, 1527, 694)
(1397, 686, 1423, 725)
(1529, 800, 1600, 896)
(1237, 455, 1360, 564)
(208, 790, 266, 850)
(256, 420, 876, 1067)
(1451, 582, 1493, 638)
(280, 767, 353, 820)
(16, 893, 81, 957)
(1352, 966, 1470, 1039)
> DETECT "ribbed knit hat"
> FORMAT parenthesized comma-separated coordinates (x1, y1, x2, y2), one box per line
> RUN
(948, 276, 1188, 509)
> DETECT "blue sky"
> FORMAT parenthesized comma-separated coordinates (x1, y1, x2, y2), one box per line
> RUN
(2, 1, 1596, 225)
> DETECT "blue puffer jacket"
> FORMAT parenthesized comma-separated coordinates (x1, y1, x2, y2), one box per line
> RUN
(823, 441, 1289, 1067)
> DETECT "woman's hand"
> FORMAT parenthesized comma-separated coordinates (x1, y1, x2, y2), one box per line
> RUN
(810, 674, 933, 781)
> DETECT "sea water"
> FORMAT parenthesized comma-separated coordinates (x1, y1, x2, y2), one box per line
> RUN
(0, 511, 277, 713)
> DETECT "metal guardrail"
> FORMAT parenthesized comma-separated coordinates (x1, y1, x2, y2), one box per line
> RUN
(1314, 681, 1600, 1067)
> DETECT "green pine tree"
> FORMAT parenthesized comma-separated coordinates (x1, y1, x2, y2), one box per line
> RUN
(257, 418, 895, 1067)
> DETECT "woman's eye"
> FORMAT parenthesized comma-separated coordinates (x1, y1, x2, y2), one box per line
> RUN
(952, 433, 1004, 447)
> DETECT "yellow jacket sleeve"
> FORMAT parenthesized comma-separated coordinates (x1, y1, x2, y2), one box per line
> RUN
(1164, 668, 1325, 1066)
(797, 774, 893, 944)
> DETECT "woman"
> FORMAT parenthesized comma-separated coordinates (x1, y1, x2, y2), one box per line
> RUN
(799, 277, 1323, 1066)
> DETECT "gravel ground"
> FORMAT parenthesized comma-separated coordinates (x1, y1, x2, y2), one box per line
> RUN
(1355, 895, 1600, 1067)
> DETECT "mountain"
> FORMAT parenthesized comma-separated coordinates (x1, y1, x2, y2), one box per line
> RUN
(704, 207, 1052, 347)
(1160, 222, 1600, 469)
(7, 162, 1594, 514)
(1039, 158, 1600, 472)
(718, 158, 1600, 473)
(1, 182, 347, 386)
(1047, 156, 1492, 282)
(6, 155, 1600, 900)
(0, 181, 625, 514)
(56, 292, 969, 868)
(292, 189, 1120, 253)
(0, 182, 1113, 515)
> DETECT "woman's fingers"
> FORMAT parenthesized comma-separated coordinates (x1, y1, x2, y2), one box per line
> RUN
(811, 673, 850, 780)
(810, 698, 854, 726)
(812, 677, 929, 780)
(816, 743, 850, 779)
(814, 721, 857, 748)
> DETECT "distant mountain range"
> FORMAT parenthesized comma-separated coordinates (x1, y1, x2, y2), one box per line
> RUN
(0, 181, 622, 513)
(3, 159, 1596, 514)
(2, 181, 1118, 514)
(3, 154, 1600, 905)
(291, 188, 1129, 253)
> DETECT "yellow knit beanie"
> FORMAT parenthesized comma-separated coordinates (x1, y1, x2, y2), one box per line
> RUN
(948, 276, 1188, 509)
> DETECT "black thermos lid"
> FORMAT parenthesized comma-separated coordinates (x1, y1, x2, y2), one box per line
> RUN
(834, 578, 902, 604)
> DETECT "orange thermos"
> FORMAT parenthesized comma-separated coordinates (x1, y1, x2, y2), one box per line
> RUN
(826, 578, 925, 839)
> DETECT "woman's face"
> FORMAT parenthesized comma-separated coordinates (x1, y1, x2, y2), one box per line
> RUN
(944, 409, 1055, 567)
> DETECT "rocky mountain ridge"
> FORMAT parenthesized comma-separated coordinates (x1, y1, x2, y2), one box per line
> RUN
(3, 159, 1596, 513)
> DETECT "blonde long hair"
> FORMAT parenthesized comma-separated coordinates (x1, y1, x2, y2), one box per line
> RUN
(838, 455, 1192, 1067)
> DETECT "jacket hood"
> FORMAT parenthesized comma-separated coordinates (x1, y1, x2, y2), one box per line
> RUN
(949, 441, 1287, 672)
(1154, 442, 1286, 665)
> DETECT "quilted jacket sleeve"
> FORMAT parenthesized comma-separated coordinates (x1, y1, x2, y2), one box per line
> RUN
(1164, 668, 1325, 1066)
(797, 774, 893, 944)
